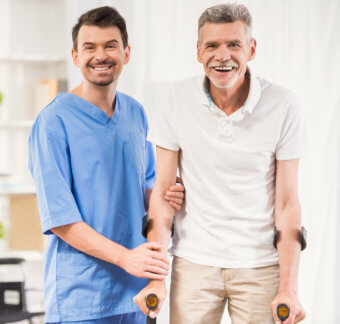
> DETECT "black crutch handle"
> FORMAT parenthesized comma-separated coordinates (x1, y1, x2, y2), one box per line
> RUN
(277, 303, 290, 321)
(146, 294, 158, 324)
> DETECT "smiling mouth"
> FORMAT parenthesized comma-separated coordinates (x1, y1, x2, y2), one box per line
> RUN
(212, 66, 235, 72)
(90, 65, 113, 71)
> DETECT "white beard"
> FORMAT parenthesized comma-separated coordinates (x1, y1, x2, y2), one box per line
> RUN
(208, 72, 240, 89)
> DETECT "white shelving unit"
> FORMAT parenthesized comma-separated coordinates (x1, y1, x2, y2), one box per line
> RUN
(0, 0, 68, 268)
(0, 0, 68, 184)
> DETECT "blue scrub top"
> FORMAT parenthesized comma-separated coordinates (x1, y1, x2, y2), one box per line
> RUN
(28, 92, 156, 322)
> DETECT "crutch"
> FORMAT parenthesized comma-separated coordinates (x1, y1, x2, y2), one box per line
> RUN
(146, 294, 158, 324)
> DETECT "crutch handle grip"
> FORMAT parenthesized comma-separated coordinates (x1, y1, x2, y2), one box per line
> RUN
(277, 303, 290, 321)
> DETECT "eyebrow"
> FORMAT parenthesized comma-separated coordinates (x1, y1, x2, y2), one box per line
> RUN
(82, 39, 119, 47)
(228, 39, 242, 44)
(204, 41, 218, 46)
(204, 39, 242, 46)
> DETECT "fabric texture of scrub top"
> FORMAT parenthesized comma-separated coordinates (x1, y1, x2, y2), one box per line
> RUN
(28, 92, 156, 322)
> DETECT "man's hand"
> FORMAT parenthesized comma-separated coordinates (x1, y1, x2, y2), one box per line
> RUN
(134, 280, 167, 318)
(271, 289, 306, 323)
(165, 177, 185, 211)
(119, 242, 169, 280)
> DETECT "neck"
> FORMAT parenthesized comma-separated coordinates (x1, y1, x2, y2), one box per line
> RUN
(208, 74, 250, 116)
(70, 79, 117, 118)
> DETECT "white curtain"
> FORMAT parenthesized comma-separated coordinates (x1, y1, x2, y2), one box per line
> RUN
(67, 1, 340, 323)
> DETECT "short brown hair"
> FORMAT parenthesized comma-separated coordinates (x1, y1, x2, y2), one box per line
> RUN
(72, 6, 128, 50)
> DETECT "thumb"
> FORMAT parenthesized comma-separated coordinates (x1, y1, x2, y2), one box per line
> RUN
(272, 303, 281, 324)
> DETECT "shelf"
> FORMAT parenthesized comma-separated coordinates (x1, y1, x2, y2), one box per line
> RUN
(0, 120, 34, 129)
(0, 54, 67, 63)
(0, 250, 43, 261)
(0, 185, 35, 196)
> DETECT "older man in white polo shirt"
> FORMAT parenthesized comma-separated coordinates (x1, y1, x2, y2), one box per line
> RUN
(134, 3, 307, 324)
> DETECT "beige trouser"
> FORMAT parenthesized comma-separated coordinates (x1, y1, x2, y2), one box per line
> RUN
(170, 256, 280, 324)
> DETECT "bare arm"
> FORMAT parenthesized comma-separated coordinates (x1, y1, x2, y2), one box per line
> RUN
(51, 221, 169, 280)
(148, 147, 178, 252)
(271, 159, 306, 323)
(134, 146, 179, 317)
(145, 181, 184, 212)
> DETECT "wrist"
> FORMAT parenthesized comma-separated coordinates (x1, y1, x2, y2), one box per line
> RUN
(149, 279, 166, 287)
(278, 286, 298, 295)
(114, 245, 128, 268)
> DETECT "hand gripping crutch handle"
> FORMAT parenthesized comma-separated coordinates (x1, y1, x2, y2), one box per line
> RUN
(146, 294, 158, 324)
(277, 303, 290, 321)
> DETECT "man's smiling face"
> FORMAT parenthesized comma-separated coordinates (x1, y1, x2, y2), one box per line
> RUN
(72, 25, 130, 87)
(197, 21, 256, 89)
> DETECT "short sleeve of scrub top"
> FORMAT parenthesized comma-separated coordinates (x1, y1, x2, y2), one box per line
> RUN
(28, 112, 83, 234)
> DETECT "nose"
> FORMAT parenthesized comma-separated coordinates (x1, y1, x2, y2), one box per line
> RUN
(216, 45, 231, 62)
(94, 47, 108, 62)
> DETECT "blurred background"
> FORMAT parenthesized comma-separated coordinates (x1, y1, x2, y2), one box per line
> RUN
(0, 0, 339, 323)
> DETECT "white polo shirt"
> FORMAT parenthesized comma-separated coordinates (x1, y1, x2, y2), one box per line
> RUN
(147, 70, 306, 268)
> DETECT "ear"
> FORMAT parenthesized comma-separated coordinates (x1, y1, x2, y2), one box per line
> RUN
(71, 48, 80, 67)
(124, 45, 131, 65)
(248, 38, 257, 61)
(197, 41, 203, 63)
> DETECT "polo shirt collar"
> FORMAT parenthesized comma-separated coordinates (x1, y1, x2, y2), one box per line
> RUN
(201, 66, 261, 115)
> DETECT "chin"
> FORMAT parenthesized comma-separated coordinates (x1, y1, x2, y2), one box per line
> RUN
(209, 76, 238, 89)
(88, 78, 114, 87)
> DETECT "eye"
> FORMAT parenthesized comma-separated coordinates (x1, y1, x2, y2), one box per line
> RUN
(230, 43, 240, 48)
(84, 46, 94, 51)
(107, 44, 116, 49)
(206, 44, 217, 49)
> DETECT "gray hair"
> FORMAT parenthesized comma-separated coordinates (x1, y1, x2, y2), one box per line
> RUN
(198, 3, 253, 41)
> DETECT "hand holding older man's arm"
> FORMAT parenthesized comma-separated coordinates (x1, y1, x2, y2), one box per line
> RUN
(51, 221, 169, 279)
(134, 146, 179, 318)
(271, 159, 306, 323)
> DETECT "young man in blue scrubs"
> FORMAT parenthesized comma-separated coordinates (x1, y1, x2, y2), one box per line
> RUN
(28, 6, 184, 324)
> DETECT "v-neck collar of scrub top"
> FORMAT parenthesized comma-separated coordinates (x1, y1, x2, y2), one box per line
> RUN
(57, 92, 121, 127)
(200, 67, 261, 122)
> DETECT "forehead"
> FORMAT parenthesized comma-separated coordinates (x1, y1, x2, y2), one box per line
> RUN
(199, 21, 248, 43)
(77, 25, 123, 45)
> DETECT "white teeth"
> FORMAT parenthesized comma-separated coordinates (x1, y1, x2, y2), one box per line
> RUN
(94, 66, 109, 71)
(214, 66, 233, 71)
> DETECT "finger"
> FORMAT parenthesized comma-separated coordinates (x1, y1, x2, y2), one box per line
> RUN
(152, 298, 164, 318)
(286, 312, 295, 324)
(176, 177, 183, 184)
(150, 251, 170, 264)
(146, 265, 168, 275)
(271, 303, 281, 323)
(168, 185, 185, 193)
(169, 201, 181, 211)
(149, 258, 170, 271)
(165, 196, 183, 205)
(166, 190, 184, 198)
(144, 272, 167, 280)
(295, 311, 306, 323)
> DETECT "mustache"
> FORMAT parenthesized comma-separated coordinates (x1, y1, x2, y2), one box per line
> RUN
(208, 60, 238, 68)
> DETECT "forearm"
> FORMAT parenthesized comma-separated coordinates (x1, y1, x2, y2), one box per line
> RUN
(147, 187, 175, 255)
(51, 221, 126, 266)
(147, 146, 178, 255)
(276, 205, 301, 293)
